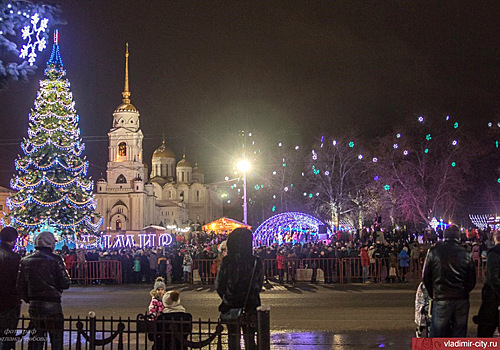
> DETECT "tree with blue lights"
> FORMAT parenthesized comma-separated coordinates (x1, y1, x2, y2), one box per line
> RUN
(0, 1, 63, 89)
(6, 30, 102, 237)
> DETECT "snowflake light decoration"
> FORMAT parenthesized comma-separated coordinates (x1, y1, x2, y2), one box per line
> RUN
(19, 13, 49, 66)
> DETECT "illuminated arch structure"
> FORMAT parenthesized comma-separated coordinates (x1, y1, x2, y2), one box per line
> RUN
(253, 212, 331, 246)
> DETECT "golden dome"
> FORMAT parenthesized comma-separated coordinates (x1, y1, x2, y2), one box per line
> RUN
(153, 140, 175, 158)
(177, 155, 192, 167)
(114, 102, 138, 113)
(193, 162, 202, 174)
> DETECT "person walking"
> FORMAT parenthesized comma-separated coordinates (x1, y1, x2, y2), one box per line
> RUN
(474, 230, 500, 336)
(216, 228, 264, 350)
(17, 231, 71, 350)
(422, 225, 476, 337)
(0, 227, 20, 350)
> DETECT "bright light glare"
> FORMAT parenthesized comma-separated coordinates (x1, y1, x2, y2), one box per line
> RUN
(237, 160, 251, 173)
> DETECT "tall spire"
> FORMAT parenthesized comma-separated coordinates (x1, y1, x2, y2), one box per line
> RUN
(45, 29, 64, 76)
(122, 42, 131, 104)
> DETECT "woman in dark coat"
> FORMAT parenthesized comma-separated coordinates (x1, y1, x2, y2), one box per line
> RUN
(216, 228, 264, 350)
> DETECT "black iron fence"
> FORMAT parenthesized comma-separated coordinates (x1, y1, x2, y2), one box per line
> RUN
(6, 308, 271, 349)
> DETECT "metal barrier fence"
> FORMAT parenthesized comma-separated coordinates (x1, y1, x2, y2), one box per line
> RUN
(193, 256, 483, 284)
(7, 308, 271, 350)
(338, 257, 382, 283)
(69, 257, 483, 286)
(66, 260, 122, 285)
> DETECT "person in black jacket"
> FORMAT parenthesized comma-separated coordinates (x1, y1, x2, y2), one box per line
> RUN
(474, 230, 500, 336)
(17, 231, 71, 350)
(0, 227, 20, 350)
(216, 228, 263, 350)
(422, 225, 476, 337)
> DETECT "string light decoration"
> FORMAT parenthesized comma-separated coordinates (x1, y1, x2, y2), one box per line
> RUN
(19, 13, 49, 66)
(469, 214, 491, 229)
(6, 30, 102, 237)
(253, 212, 331, 246)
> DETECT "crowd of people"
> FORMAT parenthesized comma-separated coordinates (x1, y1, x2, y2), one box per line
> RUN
(31, 226, 493, 286)
(1, 223, 499, 348)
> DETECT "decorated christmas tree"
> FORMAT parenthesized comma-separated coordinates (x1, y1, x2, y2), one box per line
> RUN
(6, 30, 102, 239)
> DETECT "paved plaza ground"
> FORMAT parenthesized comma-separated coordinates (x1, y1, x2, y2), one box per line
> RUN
(20, 281, 486, 349)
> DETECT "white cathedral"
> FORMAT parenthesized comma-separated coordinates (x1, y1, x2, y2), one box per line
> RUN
(95, 44, 223, 232)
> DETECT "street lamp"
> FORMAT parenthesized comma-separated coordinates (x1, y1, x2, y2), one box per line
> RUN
(237, 160, 250, 224)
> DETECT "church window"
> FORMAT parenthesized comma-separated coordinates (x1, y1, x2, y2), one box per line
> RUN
(116, 174, 127, 184)
(168, 190, 172, 199)
(118, 142, 127, 157)
(116, 219, 122, 231)
(131, 120, 134, 123)
(196, 190, 200, 202)
(181, 172, 185, 182)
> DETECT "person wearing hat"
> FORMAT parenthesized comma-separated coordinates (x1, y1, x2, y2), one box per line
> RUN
(147, 277, 166, 319)
(0, 227, 20, 350)
(17, 231, 71, 350)
(422, 224, 476, 337)
(150, 289, 191, 349)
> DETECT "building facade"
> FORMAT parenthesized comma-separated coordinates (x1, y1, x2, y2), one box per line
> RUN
(95, 45, 222, 232)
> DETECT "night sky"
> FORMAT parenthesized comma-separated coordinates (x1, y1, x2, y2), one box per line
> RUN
(0, 1, 499, 187)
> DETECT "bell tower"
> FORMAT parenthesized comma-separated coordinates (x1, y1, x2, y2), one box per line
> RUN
(106, 43, 146, 186)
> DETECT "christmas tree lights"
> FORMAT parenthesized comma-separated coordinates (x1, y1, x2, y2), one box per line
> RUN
(6, 30, 102, 237)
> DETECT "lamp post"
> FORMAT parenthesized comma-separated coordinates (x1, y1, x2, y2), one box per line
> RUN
(237, 160, 250, 225)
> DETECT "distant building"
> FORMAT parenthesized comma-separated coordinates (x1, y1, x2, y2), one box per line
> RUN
(95, 45, 222, 232)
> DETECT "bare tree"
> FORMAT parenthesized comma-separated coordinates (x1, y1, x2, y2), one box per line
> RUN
(372, 116, 478, 227)
(305, 134, 370, 229)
